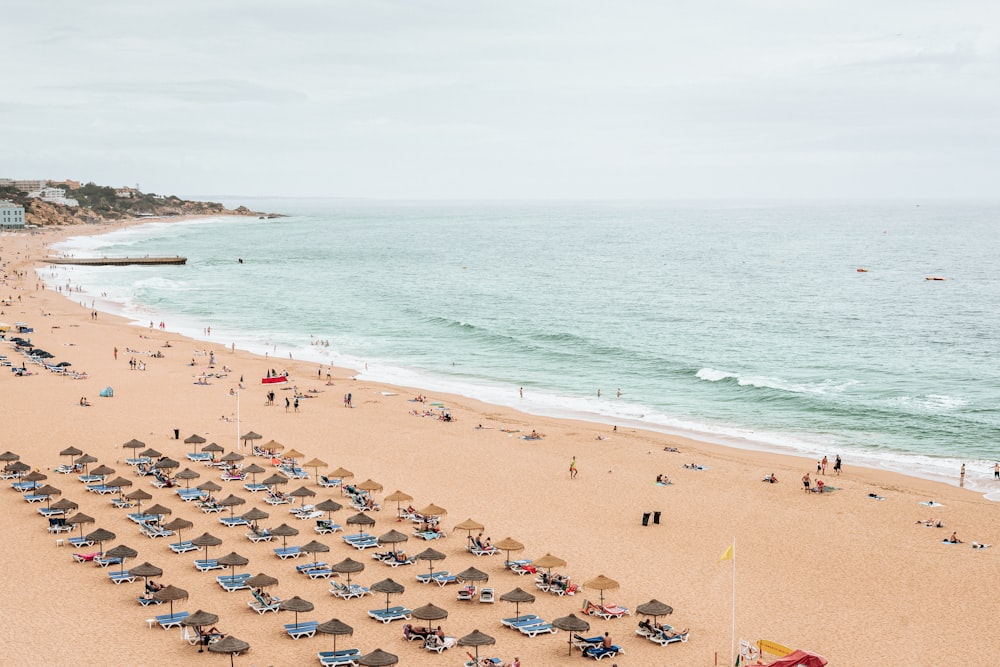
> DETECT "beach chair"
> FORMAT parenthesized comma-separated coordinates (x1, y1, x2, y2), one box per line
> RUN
(247, 591, 282, 614)
(296, 561, 328, 574)
(176, 489, 206, 502)
(68, 536, 96, 548)
(317, 648, 361, 666)
(194, 559, 225, 572)
(243, 482, 268, 493)
(583, 644, 623, 660)
(314, 521, 342, 535)
(285, 621, 318, 639)
(329, 581, 371, 600)
(573, 634, 604, 651)
(72, 551, 101, 563)
(367, 606, 412, 623)
(47, 518, 72, 533)
(317, 475, 340, 488)
(169, 540, 198, 554)
(518, 621, 557, 637)
(505, 616, 546, 630)
(186, 452, 213, 462)
(23, 493, 48, 503)
(509, 562, 536, 576)
(108, 570, 137, 585)
(433, 574, 458, 586)
(137, 595, 164, 606)
(647, 627, 689, 646)
(219, 516, 250, 528)
(348, 537, 379, 551)
(294, 510, 324, 521)
(141, 524, 175, 539)
(156, 611, 190, 629)
(479, 587, 495, 603)
(416, 571, 450, 584)
(274, 546, 302, 559)
(467, 544, 499, 557)
(464, 658, 503, 667)
(217, 573, 252, 592)
(246, 529, 273, 543)
(94, 555, 122, 568)
(110, 498, 134, 509)
(424, 636, 457, 653)
(199, 504, 225, 514)
(456, 585, 478, 601)
(413, 529, 445, 541)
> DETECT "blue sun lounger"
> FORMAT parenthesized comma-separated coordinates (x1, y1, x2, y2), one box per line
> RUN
(109, 570, 137, 585)
(169, 540, 198, 554)
(416, 571, 450, 584)
(583, 644, 624, 660)
(317, 648, 361, 666)
(94, 555, 122, 568)
(217, 573, 252, 592)
(367, 606, 412, 623)
(219, 516, 250, 528)
(68, 536, 95, 548)
(285, 621, 318, 639)
(137, 595, 164, 606)
(243, 482, 268, 493)
(518, 621, 557, 637)
(157, 611, 189, 629)
(501, 614, 539, 628)
(194, 559, 225, 572)
(274, 546, 302, 559)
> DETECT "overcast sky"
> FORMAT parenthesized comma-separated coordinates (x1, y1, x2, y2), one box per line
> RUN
(4, 1, 999, 199)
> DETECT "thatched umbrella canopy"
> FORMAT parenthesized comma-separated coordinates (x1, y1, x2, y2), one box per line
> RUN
(246, 572, 278, 589)
(0, 451, 19, 462)
(583, 574, 620, 607)
(414, 547, 447, 578)
(163, 517, 193, 544)
(155, 457, 180, 471)
(241, 507, 269, 527)
(494, 537, 525, 565)
(90, 464, 116, 478)
(221, 451, 244, 464)
(106, 544, 138, 574)
(279, 596, 314, 627)
(636, 598, 674, 624)
(417, 503, 447, 519)
(175, 468, 200, 488)
(383, 490, 413, 517)
(300, 539, 330, 564)
(208, 636, 250, 667)
(346, 512, 375, 534)
(453, 518, 485, 543)
(67, 512, 95, 539)
(289, 485, 316, 507)
(202, 442, 225, 455)
(138, 448, 161, 459)
(356, 479, 383, 494)
(197, 480, 222, 494)
(262, 473, 289, 489)
(75, 454, 98, 473)
(357, 649, 398, 666)
(303, 457, 327, 482)
(191, 532, 223, 561)
(145, 504, 172, 521)
(243, 464, 266, 482)
(411, 602, 448, 622)
(130, 561, 163, 588)
(261, 439, 284, 453)
(23, 470, 47, 483)
(457, 629, 496, 662)
(184, 434, 207, 453)
(218, 494, 246, 518)
(85, 527, 116, 552)
(218, 551, 250, 580)
(183, 609, 220, 628)
(317, 618, 353, 653)
(552, 613, 591, 655)
(456, 566, 489, 583)
(316, 499, 342, 519)
(269, 523, 299, 549)
(240, 431, 262, 447)
(126, 488, 153, 506)
(499, 587, 536, 618)
(34, 483, 61, 498)
(122, 439, 145, 451)
(59, 446, 83, 463)
(283, 448, 305, 462)
(104, 476, 133, 492)
(533, 553, 567, 572)
(51, 497, 78, 513)
(153, 584, 189, 615)
(370, 578, 405, 612)
(328, 467, 354, 495)
(331, 557, 365, 585)
(5, 461, 30, 475)
(378, 529, 409, 547)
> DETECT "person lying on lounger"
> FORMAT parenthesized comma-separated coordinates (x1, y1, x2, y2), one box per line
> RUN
(661, 627, 689, 639)
(254, 587, 275, 604)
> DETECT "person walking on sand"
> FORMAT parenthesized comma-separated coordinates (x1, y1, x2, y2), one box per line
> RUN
(284, 397, 290, 412)
(293, 397, 299, 412)
(570, 456, 578, 479)
(821, 456, 828, 474)
(834, 455, 842, 475)
(995, 462, 999, 479)
(113, 346, 117, 360)
(960, 463, 966, 487)
(802, 472, 811, 492)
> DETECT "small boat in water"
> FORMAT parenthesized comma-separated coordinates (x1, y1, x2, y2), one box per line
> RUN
(925, 276, 946, 281)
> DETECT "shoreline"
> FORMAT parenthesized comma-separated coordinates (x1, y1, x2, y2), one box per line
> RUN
(2, 218, 998, 665)
(42, 216, 1000, 498)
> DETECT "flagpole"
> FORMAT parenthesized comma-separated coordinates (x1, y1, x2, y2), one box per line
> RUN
(731, 536, 736, 667)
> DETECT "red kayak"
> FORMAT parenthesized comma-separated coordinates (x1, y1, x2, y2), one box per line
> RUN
(261, 376, 287, 384)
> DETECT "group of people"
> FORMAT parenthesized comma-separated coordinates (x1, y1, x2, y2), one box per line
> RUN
(801, 472, 825, 494)
(655, 473, 670, 484)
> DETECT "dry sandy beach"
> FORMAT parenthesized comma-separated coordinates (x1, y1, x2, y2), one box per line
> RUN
(1, 222, 997, 666)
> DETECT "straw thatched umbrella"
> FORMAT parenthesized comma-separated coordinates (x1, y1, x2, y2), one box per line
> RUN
(90, 464, 115, 478)
(138, 448, 161, 459)
(59, 446, 83, 464)
(104, 476, 133, 493)
(456, 566, 489, 583)
(126, 488, 152, 512)
(328, 467, 354, 494)
(198, 480, 222, 494)
(130, 561, 163, 589)
(356, 479, 383, 494)
(533, 553, 567, 574)
(202, 442, 225, 456)
(106, 544, 138, 575)
(346, 512, 375, 534)
(316, 499, 342, 519)
(453, 518, 485, 544)
(383, 490, 413, 519)
(289, 485, 316, 507)
(153, 584, 189, 615)
(218, 494, 246, 518)
(411, 602, 448, 622)
(175, 468, 200, 488)
(331, 557, 365, 585)
(145, 503, 172, 519)
(417, 503, 447, 520)
(246, 572, 278, 590)
(494, 537, 525, 566)
(240, 431, 262, 448)
(163, 517, 193, 544)
(67, 512, 94, 540)
(122, 439, 144, 452)
(221, 451, 245, 464)
(75, 454, 98, 473)
(357, 649, 398, 666)
(300, 539, 330, 564)
(34, 485, 61, 507)
(378, 529, 409, 548)
(208, 636, 250, 667)
(0, 451, 19, 462)
(261, 439, 284, 454)
(370, 578, 405, 612)
(243, 463, 266, 483)
(316, 618, 353, 654)
(269, 523, 299, 549)
(85, 527, 116, 553)
(23, 470, 47, 484)
(635, 599, 674, 625)
(303, 457, 327, 482)
(457, 629, 496, 663)
(218, 551, 250, 580)
(184, 434, 207, 454)
(155, 457, 180, 471)
(583, 574, 620, 607)
(262, 473, 289, 490)
(279, 596, 314, 628)
(50, 497, 78, 514)
(499, 587, 535, 619)
(191, 532, 223, 561)
(552, 613, 590, 655)
(241, 507, 269, 529)
(5, 461, 30, 475)
(414, 547, 446, 578)
(183, 610, 221, 652)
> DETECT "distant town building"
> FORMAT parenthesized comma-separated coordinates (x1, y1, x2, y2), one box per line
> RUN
(0, 200, 26, 229)
(28, 187, 78, 207)
(50, 179, 81, 190)
(115, 187, 137, 198)
(13, 179, 49, 193)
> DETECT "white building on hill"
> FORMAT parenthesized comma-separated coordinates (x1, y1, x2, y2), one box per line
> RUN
(0, 200, 25, 229)
(28, 187, 78, 207)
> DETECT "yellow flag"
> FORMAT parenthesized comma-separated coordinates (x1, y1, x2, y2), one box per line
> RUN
(718, 544, 733, 562)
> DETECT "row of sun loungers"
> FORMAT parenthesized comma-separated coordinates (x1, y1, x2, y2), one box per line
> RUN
(317, 648, 361, 666)
(635, 622, 691, 646)
(367, 605, 412, 624)
(500, 614, 558, 637)
(329, 581, 371, 600)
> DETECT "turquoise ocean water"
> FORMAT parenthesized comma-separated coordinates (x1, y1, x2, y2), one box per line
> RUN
(45, 200, 1000, 496)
